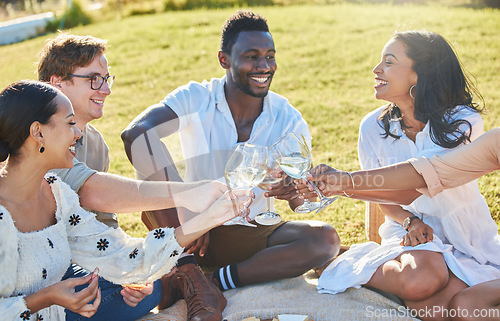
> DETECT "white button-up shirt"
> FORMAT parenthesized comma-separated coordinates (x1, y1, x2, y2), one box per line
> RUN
(162, 76, 311, 219)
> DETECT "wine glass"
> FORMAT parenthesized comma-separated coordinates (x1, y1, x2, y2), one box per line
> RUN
(255, 148, 284, 225)
(224, 143, 267, 227)
(271, 132, 337, 213)
(271, 133, 320, 213)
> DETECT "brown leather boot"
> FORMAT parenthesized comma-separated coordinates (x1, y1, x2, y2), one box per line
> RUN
(176, 263, 227, 321)
(203, 271, 220, 288)
(157, 270, 183, 310)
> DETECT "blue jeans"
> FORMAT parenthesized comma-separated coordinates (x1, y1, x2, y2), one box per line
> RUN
(63, 264, 162, 321)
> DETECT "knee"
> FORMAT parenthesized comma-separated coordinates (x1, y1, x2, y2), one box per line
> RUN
(449, 290, 475, 321)
(400, 263, 448, 301)
(304, 223, 340, 265)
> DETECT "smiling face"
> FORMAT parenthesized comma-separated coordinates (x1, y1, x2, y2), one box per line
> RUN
(372, 38, 418, 107)
(57, 54, 111, 129)
(42, 94, 82, 169)
(224, 31, 276, 98)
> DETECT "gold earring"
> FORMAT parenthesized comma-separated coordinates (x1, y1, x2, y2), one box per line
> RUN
(39, 143, 45, 153)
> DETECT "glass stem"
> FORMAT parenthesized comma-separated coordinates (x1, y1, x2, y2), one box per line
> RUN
(266, 196, 271, 213)
(307, 179, 327, 201)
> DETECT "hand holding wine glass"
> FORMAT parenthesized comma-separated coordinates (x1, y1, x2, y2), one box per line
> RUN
(295, 164, 347, 198)
(271, 132, 337, 213)
(224, 143, 267, 227)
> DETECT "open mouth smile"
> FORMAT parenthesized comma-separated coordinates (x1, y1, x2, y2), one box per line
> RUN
(374, 79, 388, 88)
(250, 74, 272, 85)
(91, 98, 104, 105)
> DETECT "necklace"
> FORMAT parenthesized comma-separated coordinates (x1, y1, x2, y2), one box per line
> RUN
(403, 127, 420, 134)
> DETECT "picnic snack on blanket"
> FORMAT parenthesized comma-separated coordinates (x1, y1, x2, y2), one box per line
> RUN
(122, 283, 148, 290)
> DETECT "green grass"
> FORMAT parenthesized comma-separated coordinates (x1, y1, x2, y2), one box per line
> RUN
(1, 3, 499, 242)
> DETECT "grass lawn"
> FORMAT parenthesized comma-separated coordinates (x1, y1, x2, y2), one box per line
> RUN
(1, 3, 499, 243)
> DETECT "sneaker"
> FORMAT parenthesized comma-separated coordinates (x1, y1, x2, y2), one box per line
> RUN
(158, 269, 183, 310)
(176, 263, 227, 321)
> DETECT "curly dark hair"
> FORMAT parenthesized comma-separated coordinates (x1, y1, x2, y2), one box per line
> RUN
(0, 80, 59, 162)
(220, 10, 269, 55)
(378, 30, 483, 149)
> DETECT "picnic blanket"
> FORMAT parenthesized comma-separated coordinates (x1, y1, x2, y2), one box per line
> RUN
(138, 271, 418, 321)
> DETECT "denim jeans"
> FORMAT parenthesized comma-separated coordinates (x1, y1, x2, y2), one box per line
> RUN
(63, 264, 162, 321)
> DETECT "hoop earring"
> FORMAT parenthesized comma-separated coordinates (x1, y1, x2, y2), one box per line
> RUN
(409, 85, 416, 99)
(39, 143, 45, 154)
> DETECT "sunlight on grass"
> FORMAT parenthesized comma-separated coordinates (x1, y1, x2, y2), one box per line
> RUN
(1, 3, 499, 244)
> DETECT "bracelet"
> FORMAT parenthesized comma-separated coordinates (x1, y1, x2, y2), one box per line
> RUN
(343, 172, 355, 198)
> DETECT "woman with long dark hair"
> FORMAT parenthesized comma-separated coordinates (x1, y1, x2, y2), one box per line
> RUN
(315, 31, 500, 320)
(0, 80, 251, 320)
(301, 127, 500, 320)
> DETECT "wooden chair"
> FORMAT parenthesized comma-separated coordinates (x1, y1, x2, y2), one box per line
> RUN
(366, 202, 384, 244)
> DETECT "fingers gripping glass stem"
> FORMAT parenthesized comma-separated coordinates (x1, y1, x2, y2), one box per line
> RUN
(271, 132, 336, 213)
(224, 143, 267, 227)
(307, 178, 337, 213)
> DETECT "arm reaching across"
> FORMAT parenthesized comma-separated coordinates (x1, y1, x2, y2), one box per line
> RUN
(296, 164, 422, 205)
(78, 172, 229, 214)
(297, 128, 500, 203)
(68, 185, 254, 286)
(410, 127, 500, 197)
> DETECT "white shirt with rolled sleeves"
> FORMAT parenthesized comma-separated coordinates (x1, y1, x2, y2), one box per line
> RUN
(161, 75, 311, 221)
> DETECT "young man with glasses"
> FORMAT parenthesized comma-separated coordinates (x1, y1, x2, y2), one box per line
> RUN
(36, 34, 186, 321)
(38, 34, 118, 228)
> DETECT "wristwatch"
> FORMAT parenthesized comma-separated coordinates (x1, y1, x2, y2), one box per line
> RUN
(403, 215, 419, 231)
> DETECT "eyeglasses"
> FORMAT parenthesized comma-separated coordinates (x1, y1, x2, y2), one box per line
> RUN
(68, 74, 115, 90)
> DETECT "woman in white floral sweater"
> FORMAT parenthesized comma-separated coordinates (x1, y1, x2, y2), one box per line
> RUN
(0, 80, 253, 321)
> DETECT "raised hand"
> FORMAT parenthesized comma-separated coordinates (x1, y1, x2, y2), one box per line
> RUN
(178, 180, 229, 213)
(174, 189, 254, 247)
(296, 164, 346, 197)
(264, 173, 299, 201)
(205, 189, 254, 226)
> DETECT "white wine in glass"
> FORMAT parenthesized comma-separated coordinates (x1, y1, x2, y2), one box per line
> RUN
(271, 132, 337, 213)
(255, 149, 284, 225)
(226, 167, 267, 189)
(224, 143, 267, 227)
(276, 155, 310, 178)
